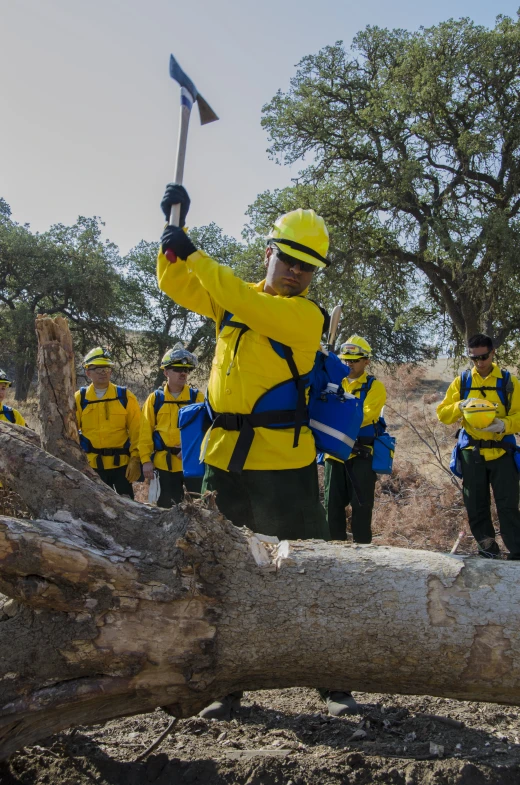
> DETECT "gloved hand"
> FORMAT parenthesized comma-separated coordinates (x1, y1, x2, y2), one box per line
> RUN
(161, 226, 198, 261)
(142, 460, 155, 481)
(459, 397, 482, 411)
(125, 456, 142, 483)
(475, 418, 506, 434)
(161, 183, 190, 226)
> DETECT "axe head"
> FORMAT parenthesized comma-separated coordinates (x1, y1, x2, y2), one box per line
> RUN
(169, 54, 219, 126)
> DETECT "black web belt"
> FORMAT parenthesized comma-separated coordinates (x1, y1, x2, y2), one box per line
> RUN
(87, 445, 130, 471)
(212, 409, 302, 473)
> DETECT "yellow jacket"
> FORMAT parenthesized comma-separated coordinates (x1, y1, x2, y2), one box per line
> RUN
(157, 248, 325, 471)
(0, 405, 26, 426)
(139, 383, 204, 472)
(327, 372, 387, 462)
(436, 364, 520, 461)
(75, 382, 141, 470)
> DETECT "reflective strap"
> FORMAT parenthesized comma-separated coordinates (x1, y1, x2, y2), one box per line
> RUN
(309, 419, 356, 448)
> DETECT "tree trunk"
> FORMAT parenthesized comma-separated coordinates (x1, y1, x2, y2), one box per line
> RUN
(1, 318, 520, 760)
(35, 315, 97, 475)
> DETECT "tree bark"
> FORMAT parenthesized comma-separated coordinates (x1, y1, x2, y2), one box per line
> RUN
(35, 315, 95, 474)
(1, 318, 520, 760)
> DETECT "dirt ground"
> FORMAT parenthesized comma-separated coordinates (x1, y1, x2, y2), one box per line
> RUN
(2, 686, 520, 784)
(2, 359, 520, 784)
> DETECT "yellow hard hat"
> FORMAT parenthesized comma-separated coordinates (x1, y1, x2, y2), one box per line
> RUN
(268, 209, 330, 269)
(160, 342, 198, 370)
(0, 369, 12, 386)
(83, 347, 114, 368)
(339, 336, 372, 360)
(462, 399, 497, 429)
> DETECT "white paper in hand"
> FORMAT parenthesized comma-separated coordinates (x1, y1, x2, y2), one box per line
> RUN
(148, 471, 161, 504)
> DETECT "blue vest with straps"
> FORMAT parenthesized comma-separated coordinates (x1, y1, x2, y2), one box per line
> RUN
(450, 368, 517, 477)
(354, 375, 387, 443)
(1, 405, 16, 424)
(207, 310, 361, 473)
(78, 385, 130, 470)
(152, 386, 199, 470)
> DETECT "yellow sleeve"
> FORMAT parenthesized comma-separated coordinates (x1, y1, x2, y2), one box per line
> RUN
(125, 391, 141, 459)
(157, 248, 218, 321)
(13, 409, 27, 427)
(139, 393, 156, 464)
(436, 377, 463, 425)
(502, 375, 520, 435)
(185, 250, 324, 349)
(195, 390, 205, 404)
(361, 380, 386, 427)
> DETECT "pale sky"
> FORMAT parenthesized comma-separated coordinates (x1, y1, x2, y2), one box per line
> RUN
(2, 0, 518, 254)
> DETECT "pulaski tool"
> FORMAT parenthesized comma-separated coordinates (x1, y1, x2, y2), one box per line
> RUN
(165, 53, 219, 262)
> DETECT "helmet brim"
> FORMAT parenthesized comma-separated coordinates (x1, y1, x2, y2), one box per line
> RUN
(268, 240, 328, 269)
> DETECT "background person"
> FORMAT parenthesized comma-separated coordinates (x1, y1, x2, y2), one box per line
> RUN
(0, 369, 26, 427)
(75, 348, 141, 498)
(437, 334, 520, 559)
(139, 344, 204, 507)
(323, 336, 386, 544)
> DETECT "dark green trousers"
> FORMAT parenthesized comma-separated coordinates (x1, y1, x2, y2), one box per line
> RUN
(157, 469, 203, 509)
(202, 462, 330, 540)
(323, 457, 376, 543)
(461, 450, 520, 557)
(96, 466, 134, 499)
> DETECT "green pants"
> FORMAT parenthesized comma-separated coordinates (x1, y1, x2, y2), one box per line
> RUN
(323, 457, 376, 543)
(157, 469, 203, 509)
(202, 462, 330, 540)
(461, 450, 520, 557)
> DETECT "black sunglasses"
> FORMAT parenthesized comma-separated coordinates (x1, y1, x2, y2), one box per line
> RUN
(274, 248, 316, 274)
(468, 351, 492, 362)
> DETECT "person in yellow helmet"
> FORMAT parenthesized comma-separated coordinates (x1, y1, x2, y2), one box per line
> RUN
(0, 369, 27, 427)
(139, 343, 205, 507)
(0, 369, 28, 490)
(158, 184, 335, 719)
(323, 336, 386, 544)
(437, 333, 520, 559)
(75, 348, 141, 498)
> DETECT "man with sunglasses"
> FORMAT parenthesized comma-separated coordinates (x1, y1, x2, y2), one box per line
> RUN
(157, 184, 335, 719)
(437, 334, 520, 559)
(75, 348, 141, 498)
(139, 344, 204, 507)
(323, 336, 386, 543)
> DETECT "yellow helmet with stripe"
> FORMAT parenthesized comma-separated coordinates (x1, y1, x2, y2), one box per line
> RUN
(339, 336, 372, 360)
(268, 209, 330, 269)
(83, 347, 114, 368)
(0, 369, 12, 386)
(160, 342, 198, 370)
(462, 398, 497, 429)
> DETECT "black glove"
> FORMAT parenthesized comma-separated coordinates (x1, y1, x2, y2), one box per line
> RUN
(161, 226, 198, 260)
(161, 183, 190, 226)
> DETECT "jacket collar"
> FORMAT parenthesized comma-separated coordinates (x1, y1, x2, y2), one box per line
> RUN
(85, 382, 115, 399)
(163, 382, 191, 401)
(471, 362, 501, 382)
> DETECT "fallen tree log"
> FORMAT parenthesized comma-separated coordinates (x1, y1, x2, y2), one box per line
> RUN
(1, 318, 520, 760)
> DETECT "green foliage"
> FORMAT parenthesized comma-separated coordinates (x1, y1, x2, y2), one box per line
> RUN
(124, 223, 245, 387)
(258, 14, 520, 358)
(0, 204, 137, 399)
